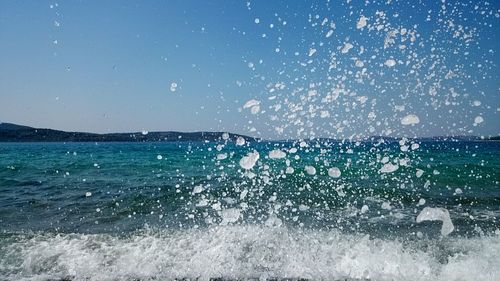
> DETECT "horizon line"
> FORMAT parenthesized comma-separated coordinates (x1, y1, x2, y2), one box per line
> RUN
(1, 122, 498, 142)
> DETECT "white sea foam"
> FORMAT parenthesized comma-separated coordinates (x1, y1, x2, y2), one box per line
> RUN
(1, 226, 499, 281)
(219, 208, 241, 225)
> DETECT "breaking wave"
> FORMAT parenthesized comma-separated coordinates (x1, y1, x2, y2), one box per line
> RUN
(1, 225, 499, 281)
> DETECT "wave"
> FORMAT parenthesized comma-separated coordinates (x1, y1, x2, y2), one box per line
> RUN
(1, 225, 499, 281)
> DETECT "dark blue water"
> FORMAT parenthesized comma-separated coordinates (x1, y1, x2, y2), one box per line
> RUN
(0, 140, 499, 280)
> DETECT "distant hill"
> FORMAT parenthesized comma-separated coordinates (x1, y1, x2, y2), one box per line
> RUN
(0, 123, 34, 131)
(0, 123, 257, 142)
(0, 122, 497, 142)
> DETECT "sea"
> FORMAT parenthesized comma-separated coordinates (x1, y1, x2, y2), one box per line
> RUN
(0, 140, 499, 281)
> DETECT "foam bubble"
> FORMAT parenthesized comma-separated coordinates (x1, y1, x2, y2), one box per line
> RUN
(236, 136, 246, 146)
(243, 99, 260, 109)
(216, 153, 228, 160)
(384, 59, 396, 67)
(416, 169, 424, 178)
(417, 207, 455, 236)
(360, 205, 369, 213)
(328, 167, 341, 178)
(239, 151, 260, 170)
(243, 99, 261, 114)
(401, 114, 420, 125)
(341, 42, 354, 54)
(268, 149, 286, 159)
(474, 116, 484, 125)
(170, 82, 178, 92)
(356, 15, 368, 29)
(304, 165, 316, 175)
(379, 163, 399, 173)
(250, 105, 260, 114)
(418, 198, 426, 206)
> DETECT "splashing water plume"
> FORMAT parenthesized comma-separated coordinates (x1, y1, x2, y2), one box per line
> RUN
(0, 0, 499, 280)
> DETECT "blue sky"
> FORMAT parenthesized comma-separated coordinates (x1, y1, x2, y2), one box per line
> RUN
(0, 0, 498, 139)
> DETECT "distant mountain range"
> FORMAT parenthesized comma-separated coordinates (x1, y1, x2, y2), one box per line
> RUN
(0, 122, 498, 142)
(0, 123, 257, 142)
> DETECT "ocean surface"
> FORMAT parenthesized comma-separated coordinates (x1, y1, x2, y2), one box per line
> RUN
(0, 140, 499, 281)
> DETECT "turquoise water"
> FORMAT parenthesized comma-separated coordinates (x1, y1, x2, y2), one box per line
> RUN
(0, 140, 499, 280)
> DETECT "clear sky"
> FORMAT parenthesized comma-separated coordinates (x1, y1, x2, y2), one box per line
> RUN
(0, 0, 498, 139)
